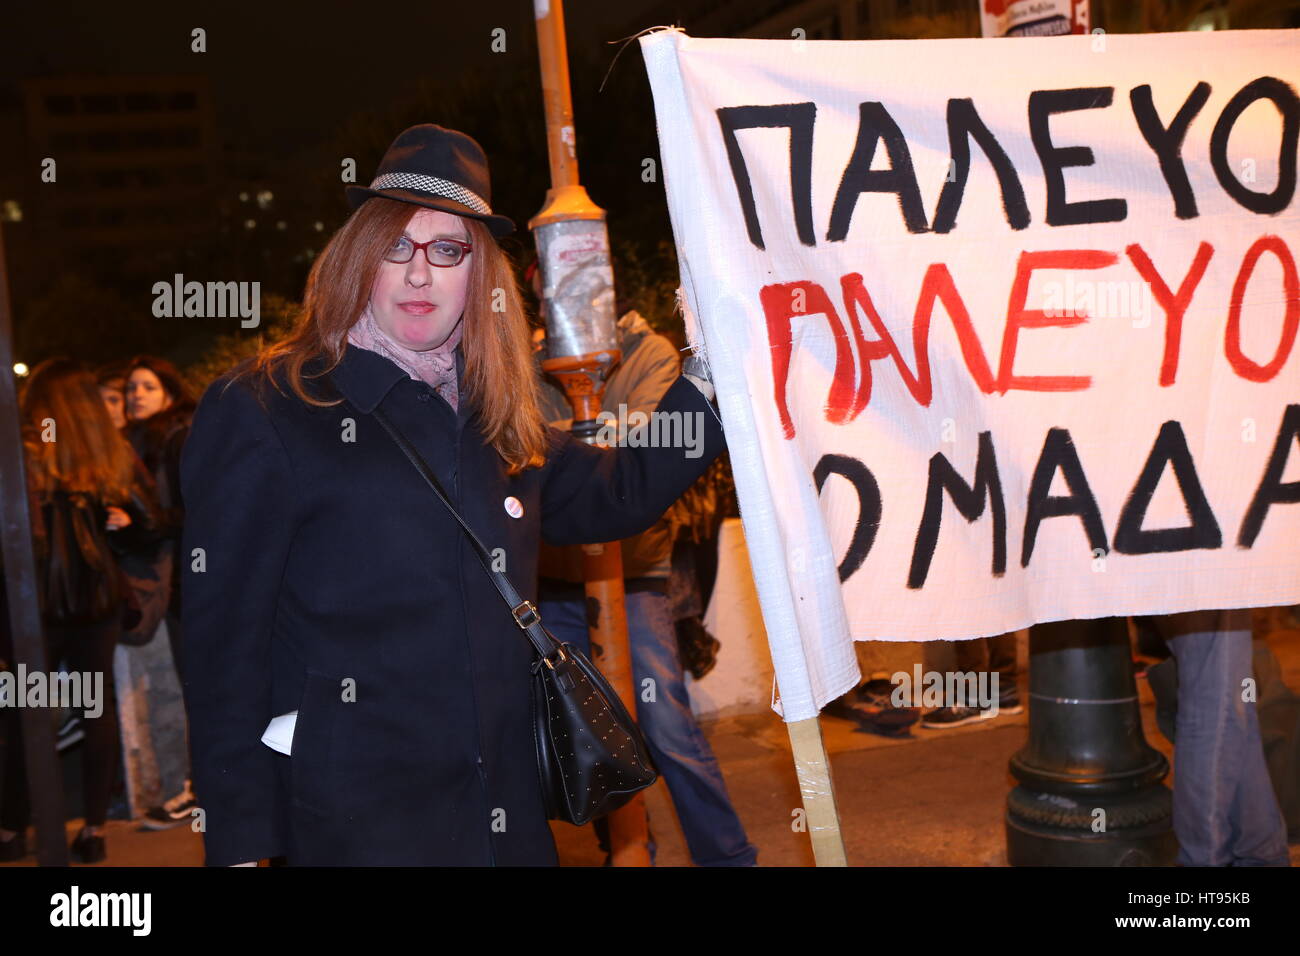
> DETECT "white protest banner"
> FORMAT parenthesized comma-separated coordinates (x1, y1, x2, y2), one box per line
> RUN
(639, 28, 1300, 721)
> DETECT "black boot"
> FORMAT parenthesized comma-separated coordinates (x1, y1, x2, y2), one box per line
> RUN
(70, 828, 106, 864)
(0, 831, 27, 862)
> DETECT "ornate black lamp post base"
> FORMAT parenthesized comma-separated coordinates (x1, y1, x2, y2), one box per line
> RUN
(1006, 616, 1178, 866)
(1007, 785, 1176, 865)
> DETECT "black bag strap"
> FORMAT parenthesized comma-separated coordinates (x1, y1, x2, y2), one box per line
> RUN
(319, 374, 560, 662)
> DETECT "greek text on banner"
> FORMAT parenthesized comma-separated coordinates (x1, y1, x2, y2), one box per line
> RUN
(639, 28, 1300, 720)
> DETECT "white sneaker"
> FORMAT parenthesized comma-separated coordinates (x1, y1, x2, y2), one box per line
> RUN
(140, 780, 198, 830)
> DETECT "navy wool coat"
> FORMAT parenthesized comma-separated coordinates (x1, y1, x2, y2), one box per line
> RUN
(179, 342, 725, 866)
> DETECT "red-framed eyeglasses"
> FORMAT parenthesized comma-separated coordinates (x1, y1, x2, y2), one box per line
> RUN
(384, 235, 473, 268)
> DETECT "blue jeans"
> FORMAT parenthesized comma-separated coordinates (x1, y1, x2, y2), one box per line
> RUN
(1153, 609, 1290, 866)
(538, 589, 758, 866)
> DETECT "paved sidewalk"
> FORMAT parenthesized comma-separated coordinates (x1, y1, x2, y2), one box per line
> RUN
(5, 620, 1297, 867)
(559, 617, 1300, 867)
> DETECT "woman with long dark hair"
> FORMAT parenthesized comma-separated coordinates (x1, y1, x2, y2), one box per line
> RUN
(0, 358, 160, 862)
(180, 124, 722, 866)
(123, 356, 194, 542)
(120, 354, 199, 828)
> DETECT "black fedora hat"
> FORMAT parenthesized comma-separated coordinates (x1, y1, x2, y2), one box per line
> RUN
(345, 124, 515, 237)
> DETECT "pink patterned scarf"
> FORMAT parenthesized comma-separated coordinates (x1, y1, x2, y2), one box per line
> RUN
(346, 302, 463, 412)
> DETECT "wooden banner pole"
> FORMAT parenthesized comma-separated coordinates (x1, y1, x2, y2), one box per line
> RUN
(786, 714, 848, 866)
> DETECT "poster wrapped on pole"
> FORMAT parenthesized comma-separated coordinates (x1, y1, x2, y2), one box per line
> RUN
(640, 27, 1300, 721)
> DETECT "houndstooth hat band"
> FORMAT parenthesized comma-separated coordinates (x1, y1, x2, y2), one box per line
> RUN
(366, 172, 492, 216)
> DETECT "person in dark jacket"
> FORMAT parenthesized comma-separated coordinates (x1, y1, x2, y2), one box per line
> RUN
(179, 124, 724, 866)
(121, 354, 199, 828)
(0, 358, 162, 863)
(535, 306, 756, 867)
(123, 356, 194, 628)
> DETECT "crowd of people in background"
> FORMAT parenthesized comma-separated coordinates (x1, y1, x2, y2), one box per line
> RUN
(0, 355, 195, 862)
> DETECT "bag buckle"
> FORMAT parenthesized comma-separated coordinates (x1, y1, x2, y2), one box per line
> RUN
(537, 645, 568, 671)
(512, 600, 540, 630)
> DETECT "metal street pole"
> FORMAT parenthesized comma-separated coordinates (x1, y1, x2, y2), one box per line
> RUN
(0, 221, 69, 866)
(529, 0, 651, 866)
(1006, 617, 1176, 865)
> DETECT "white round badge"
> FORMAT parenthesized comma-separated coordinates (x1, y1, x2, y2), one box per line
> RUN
(503, 496, 524, 519)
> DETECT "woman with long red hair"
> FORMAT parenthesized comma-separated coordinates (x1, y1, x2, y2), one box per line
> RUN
(1, 358, 160, 863)
(180, 125, 723, 866)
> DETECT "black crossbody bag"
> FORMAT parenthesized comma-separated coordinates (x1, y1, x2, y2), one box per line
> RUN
(322, 375, 658, 825)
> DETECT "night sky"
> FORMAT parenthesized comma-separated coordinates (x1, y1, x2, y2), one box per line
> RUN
(1, 1, 668, 153)
(0, 0, 692, 362)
